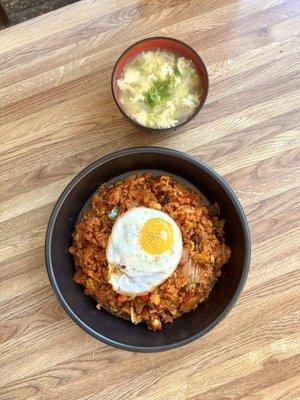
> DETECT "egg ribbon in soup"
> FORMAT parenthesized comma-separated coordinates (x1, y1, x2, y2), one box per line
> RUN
(117, 49, 202, 129)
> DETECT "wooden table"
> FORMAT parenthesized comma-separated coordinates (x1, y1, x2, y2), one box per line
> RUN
(0, 1, 299, 399)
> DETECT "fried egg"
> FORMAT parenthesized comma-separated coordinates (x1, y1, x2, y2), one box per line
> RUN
(107, 207, 183, 296)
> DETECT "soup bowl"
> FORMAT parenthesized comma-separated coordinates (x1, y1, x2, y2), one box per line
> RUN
(111, 37, 209, 132)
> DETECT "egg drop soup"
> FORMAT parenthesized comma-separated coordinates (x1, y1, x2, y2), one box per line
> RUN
(117, 50, 203, 129)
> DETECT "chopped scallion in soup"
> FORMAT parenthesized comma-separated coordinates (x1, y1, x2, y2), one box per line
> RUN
(117, 50, 202, 129)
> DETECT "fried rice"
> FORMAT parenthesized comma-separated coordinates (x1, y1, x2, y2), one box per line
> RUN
(69, 173, 231, 331)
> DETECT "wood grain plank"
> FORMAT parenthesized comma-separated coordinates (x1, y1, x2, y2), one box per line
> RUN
(0, 0, 299, 399)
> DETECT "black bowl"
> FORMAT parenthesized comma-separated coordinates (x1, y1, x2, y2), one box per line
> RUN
(45, 147, 250, 352)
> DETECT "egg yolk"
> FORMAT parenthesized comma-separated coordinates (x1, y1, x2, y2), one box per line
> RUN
(139, 218, 174, 254)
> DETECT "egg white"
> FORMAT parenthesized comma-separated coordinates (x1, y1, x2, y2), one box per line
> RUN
(107, 207, 183, 296)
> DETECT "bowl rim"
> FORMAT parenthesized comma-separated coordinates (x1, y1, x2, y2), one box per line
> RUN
(45, 146, 251, 352)
(111, 36, 209, 132)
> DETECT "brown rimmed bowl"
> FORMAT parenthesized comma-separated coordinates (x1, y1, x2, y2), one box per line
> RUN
(111, 37, 209, 132)
(45, 147, 251, 352)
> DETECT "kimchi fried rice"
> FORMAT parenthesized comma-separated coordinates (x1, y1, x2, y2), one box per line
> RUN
(69, 173, 231, 331)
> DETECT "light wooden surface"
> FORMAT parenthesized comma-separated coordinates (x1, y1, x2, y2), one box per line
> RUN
(0, 1, 299, 399)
